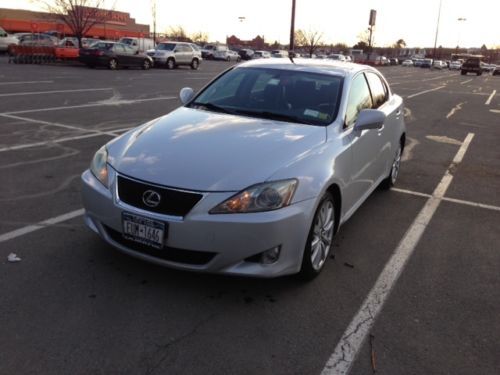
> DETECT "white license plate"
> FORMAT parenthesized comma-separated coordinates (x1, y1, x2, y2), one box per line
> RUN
(122, 212, 166, 249)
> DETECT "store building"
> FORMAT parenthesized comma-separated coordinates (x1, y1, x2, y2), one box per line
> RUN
(0, 7, 149, 39)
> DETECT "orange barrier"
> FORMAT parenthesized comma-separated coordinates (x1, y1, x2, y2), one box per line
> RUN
(54, 47, 79, 60)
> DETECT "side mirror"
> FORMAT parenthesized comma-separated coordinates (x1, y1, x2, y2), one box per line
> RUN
(353, 109, 386, 131)
(179, 87, 195, 105)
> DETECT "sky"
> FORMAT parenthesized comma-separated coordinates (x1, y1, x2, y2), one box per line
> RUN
(2, 0, 499, 48)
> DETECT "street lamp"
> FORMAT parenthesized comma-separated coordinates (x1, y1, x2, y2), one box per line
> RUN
(432, 0, 442, 59)
(289, 0, 296, 52)
(456, 17, 466, 52)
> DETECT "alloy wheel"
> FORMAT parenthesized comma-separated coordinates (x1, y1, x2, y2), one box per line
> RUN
(310, 200, 335, 271)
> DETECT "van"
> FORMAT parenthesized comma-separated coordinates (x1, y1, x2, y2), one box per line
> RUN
(118, 37, 155, 53)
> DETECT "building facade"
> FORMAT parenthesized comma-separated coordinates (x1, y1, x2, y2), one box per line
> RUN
(0, 7, 149, 39)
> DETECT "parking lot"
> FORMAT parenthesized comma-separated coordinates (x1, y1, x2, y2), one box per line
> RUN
(0, 57, 499, 375)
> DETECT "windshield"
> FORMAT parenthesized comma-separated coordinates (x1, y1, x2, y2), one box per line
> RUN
(93, 42, 114, 50)
(157, 43, 176, 51)
(189, 67, 343, 126)
(120, 38, 134, 45)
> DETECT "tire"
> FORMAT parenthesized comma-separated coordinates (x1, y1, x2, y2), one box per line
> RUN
(108, 58, 118, 70)
(190, 58, 199, 70)
(87, 64, 95, 69)
(142, 59, 151, 70)
(226, 56, 230, 62)
(166, 58, 175, 70)
(237, 57, 241, 62)
(299, 192, 336, 280)
(461, 70, 466, 75)
(380, 142, 403, 190)
(477, 71, 482, 76)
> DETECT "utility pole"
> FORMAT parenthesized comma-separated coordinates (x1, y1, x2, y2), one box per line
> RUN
(432, 0, 442, 59)
(151, 0, 157, 44)
(367, 9, 376, 62)
(289, 0, 296, 52)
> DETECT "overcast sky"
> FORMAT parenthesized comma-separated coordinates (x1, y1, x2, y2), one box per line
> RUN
(2, 0, 499, 48)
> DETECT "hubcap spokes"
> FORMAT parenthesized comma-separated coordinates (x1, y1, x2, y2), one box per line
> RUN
(311, 200, 335, 271)
(391, 147, 402, 184)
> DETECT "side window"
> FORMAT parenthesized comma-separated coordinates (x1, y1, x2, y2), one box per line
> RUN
(365, 72, 388, 109)
(113, 44, 125, 53)
(345, 74, 373, 128)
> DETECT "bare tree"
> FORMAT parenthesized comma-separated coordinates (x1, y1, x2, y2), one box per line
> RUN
(166, 26, 190, 42)
(37, 0, 110, 47)
(393, 39, 406, 49)
(191, 31, 209, 45)
(295, 29, 323, 57)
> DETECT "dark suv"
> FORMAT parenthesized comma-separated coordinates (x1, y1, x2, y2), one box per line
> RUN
(461, 58, 482, 76)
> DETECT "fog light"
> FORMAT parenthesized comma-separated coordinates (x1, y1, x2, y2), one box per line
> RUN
(261, 246, 281, 265)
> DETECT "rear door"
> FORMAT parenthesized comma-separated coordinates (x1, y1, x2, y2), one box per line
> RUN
(112, 43, 129, 65)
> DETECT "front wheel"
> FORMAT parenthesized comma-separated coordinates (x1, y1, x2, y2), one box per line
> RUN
(299, 192, 336, 280)
(380, 143, 402, 190)
(166, 58, 175, 70)
(108, 58, 118, 70)
(461, 70, 466, 75)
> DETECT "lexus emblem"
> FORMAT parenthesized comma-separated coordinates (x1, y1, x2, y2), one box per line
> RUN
(142, 190, 161, 208)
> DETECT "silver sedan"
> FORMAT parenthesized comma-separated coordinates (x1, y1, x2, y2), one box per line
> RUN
(82, 59, 406, 279)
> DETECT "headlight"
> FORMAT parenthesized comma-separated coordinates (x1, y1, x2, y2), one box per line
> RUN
(210, 179, 298, 214)
(90, 146, 109, 188)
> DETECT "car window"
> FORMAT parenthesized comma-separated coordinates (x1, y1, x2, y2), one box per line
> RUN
(191, 67, 343, 126)
(157, 43, 176, 51)
(345, 74, 373, 128)
(365, 72, 388, 109)
(113, 44, 126, 53)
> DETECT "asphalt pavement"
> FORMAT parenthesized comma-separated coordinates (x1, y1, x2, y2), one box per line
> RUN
(0, 57, 499, 375)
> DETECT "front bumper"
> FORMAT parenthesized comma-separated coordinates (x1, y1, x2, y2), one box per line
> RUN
(81, 169, 316, 277)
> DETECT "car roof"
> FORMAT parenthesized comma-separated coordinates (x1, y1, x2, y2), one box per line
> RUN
(237, 58, 374, 78)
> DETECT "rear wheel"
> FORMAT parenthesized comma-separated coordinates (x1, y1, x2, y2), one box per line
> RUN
(142, 59, 151, 70)
(108, 58, 118, 70)
(190, 58, 199, 70)
(226, 56, 231, 62)
(461, 70, 466, 75)
(299, 192, 336, 280)
(166, 58, 175, 70)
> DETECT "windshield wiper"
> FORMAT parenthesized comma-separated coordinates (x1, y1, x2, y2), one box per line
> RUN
(191, 102, 236, 115)
(235, 109, 316, 125)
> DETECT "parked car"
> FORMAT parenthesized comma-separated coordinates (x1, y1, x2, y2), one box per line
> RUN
(461, 57, 482, 75)
(0, 27, 18, 52)
(402, 59, 414, 67)
(225, 50, 241, 62)
(201, 44, 216, 59)
(271, 50, 289, 58)
(151, 42, 201, 69)
(449, 60, 461, 70)
(389, 58, 399, 65)
(118, 37, 155, 53)
(253, 50, 271, 59)
(79, 42, 153, 70)
(481, 63, 495, 74)
(238, 49, 254, 60)
(432, 60, 446, 69)
(493, 66, 500, 76)
(420, 59, 433, 68)
(413, 59, 423, 67)
(82, 58, 406, 279)
(59, 37, 100, 48)
(18, 33, 58, 46)
(327, 54, 346, 61)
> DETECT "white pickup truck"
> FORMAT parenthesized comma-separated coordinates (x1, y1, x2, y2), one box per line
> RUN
(0, 27, 19, 52)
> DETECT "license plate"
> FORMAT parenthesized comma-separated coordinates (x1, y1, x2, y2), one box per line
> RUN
(122, 212, 166, 249)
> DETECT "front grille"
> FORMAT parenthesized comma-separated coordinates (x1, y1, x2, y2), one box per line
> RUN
(117, 175, 203, 217)
(105, 226, 216, 266)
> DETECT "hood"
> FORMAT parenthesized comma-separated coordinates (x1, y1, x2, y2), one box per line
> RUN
(107, 107, 326, 192)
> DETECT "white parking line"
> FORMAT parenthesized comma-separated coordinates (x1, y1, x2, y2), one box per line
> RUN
(0, 209, 84, 244)
(0, 113, 118, 137)
(2, 96, 177, 115)
(490, 109, 500, 114)
(485, 90, 496, 105)
(321, 133, 475, 375)
(446, 102, 465, 119)
(0, 88, 113, 98)
(406, 85, 446, 99)
(0, 80, 54, 86)
(460, 79, 473, 85)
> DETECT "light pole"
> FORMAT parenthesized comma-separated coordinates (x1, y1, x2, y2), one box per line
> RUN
(432, 0, 442, 59)
(456, 17, 466, 52)
(289, 0, 296, 52)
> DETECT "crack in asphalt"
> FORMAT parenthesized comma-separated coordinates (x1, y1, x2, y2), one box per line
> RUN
(144, 314, 216, 375)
